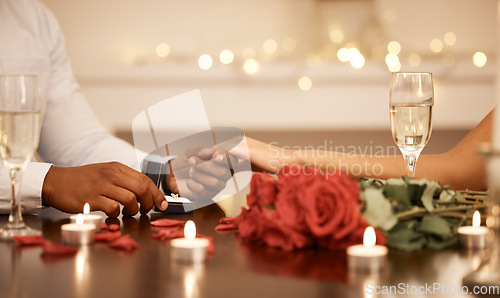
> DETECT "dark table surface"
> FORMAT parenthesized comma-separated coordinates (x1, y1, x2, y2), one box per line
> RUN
(0, 202, 488, 298)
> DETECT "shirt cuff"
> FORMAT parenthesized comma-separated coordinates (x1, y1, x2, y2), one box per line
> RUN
(21, 162, 53, 213)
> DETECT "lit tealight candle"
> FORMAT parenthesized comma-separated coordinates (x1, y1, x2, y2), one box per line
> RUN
(347, 226, 388, 272)
(61, 214, 96, 245)
(458, 211, 489, 249)
(170, 220, 210, 263)
(70, 203, 102, 232)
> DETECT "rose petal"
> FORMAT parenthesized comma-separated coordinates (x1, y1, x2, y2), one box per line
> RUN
(41, 241, 78, 255)
(151, 218, 186, 227)
(100, 222, 109, 230)
(215, 223, 238, 231)
(152, 228, 184, 241)
(108, 224, 120, 232)
(95, 231, 122, 242)
(13, 235, 46, 246)
(108, 235, 139, 251)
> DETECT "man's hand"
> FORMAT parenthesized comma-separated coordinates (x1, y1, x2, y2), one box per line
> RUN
(42, 162, 168, 217)
(165, 146, 239, 201)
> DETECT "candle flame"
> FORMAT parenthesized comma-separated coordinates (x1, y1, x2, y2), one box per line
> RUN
(184, 220, 196, 239)
(473, 211, 481, 228)
(76, 213, 84, 225)
(83, 203, 90, 215)
(363, 226, 376, 247)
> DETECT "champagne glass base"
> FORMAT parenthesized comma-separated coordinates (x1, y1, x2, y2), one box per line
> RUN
(0, 225, 41, 241)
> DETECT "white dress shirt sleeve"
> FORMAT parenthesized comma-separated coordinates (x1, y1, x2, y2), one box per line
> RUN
(0, 0, 142, 213)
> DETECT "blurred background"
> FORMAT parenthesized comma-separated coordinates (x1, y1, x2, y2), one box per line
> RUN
(40, 0, 497, 154)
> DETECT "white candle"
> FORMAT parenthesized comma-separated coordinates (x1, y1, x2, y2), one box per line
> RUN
(170, 220, 210, 263)
(458, 211, 489, 249)
(62, 214, 96, 245)
(347, 226, 388, 272)
(70, 203, 102, 232)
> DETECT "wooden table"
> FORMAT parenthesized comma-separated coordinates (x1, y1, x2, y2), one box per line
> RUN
(0, 201, 488, 298)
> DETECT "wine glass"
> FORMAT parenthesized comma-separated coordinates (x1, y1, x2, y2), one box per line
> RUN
(390, 72, 434, 178)
(0, 74, 42, 240)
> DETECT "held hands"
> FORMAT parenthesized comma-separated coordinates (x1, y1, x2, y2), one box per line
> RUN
(42, 162, 168, 218)
(165, 146, 240, 201)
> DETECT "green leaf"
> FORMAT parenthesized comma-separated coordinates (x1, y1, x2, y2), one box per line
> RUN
(359, 178, 386, 191)
(418, 215, 453, 239)
(419, 180, 440, 212)
(386, 221, 426, 251)
(427, 235, 458, 250)
(383, 178, 412, 210)
(361, 188, 398, 231)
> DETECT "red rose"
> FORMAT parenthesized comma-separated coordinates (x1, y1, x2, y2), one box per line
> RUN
(237, 207, 263, 241)
(225, 166, 387, 252)
(298, 171, 361, 240)
(259, 207, 313, 251)
(274, 174, 308, 234)
(255, 173, 279, 206)
(246, 172, 279, 207)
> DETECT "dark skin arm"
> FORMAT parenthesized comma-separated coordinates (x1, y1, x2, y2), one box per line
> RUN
(243, 109, 493, 190)
(41, 146, 238, 217)
(42, 162, 167, 218)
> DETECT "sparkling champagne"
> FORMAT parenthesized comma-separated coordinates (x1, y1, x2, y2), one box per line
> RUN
(390, 104, 432, 153)
(0, 111, 40, 170)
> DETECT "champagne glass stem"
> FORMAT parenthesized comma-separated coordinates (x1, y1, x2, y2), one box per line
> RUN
(7, 168, 24, 229)
(403, 153, 418, 178)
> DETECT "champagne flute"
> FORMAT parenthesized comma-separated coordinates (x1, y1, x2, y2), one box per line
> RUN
(390, 72, 434, 178)
(0, 74, 42, 240)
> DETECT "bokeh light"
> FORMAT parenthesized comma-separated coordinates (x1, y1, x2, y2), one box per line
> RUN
(263, 39, 278, 54)
(329, 29, 344, 44)
(243, 59, 259, 74)
(430, 39, 444, 53)
(387, 41, 401, 54)
(298, 76, 312, 91)
(156, 43, 170, 58)
(443, 32, 456, 46)
(219, 50, 234, 65)
(198, 54, 213, 70)
(385, 53, 399, 68)
(337, 48, 350, 62)
(473, 52, 487, 68)
(350, 52, 365, 69)
(388, 62, 401, 72)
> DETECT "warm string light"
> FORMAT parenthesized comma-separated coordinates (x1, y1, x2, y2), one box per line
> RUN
(473, 52, 487, 68)
(243, 59, 259, 74)
(198, 54, 213, 70)
(298, 76, 312, 91)
(117, 10, 488, 90)
(219, 50, 234, 65)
